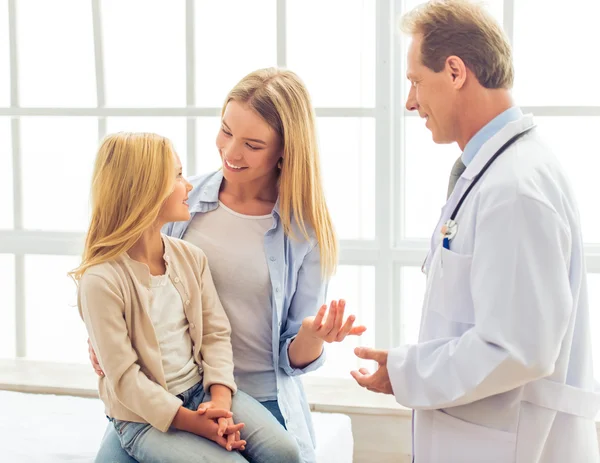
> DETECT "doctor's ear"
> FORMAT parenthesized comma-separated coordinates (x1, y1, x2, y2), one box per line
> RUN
(445, 55, 467, 89)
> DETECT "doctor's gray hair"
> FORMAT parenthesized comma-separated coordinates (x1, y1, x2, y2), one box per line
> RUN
(400, 0, 513, 89)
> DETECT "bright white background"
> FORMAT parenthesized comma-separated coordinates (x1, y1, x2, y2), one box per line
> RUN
(1, 0, 599, 382)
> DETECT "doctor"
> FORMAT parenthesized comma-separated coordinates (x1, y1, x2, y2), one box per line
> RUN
(351, 1, 600, 462)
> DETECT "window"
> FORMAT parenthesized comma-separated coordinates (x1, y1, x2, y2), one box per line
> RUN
(195, 1, 277, 106)
(512, 0, 600, 107)
(287, 0, 375, 108)
(20, 117, 97, 232)
(311, 265, 376, 377)
(319, 118, 375, 240)
(24, 255, 87, 363)
(101, 0, 186, 107)
(16, 0, 96, 107)
(0, 117, 12, 229)
(1, 1, 599, 385)
(399, 266, 425, 346)
(0, 0, 10, 107)
(0, 254, 16, 358)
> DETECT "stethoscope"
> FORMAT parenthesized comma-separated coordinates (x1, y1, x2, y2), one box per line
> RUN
(421, 125, 536, 273)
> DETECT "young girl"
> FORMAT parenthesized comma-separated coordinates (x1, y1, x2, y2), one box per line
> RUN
(92, 68, 367, 463)
(73, 132, 301, 463)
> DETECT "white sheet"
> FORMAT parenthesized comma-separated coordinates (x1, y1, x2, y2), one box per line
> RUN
(0, 390, 353, 463)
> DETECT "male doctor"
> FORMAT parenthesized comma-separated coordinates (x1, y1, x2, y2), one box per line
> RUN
(351, 1, 600, 461)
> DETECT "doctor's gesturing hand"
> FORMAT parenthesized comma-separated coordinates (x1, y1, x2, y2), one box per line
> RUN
(350, 347, 393, 395)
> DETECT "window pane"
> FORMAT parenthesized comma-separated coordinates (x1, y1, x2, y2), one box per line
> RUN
(588, 274, 600, 384)
(0, 0, 9, 106)
(196, 117, 223, 175)
(25, 255, 88, 363)
(403, 117, 458, 239)
(0, 254, 15, 358)
(400, 266, 425, 345)
(535, 117, 600, 244)
(106, 117, 187, 169)
(195, 1, 276, 107)
(16, 0, 96, 107)
(102, 0, 185, 107)
(513, 0, 600, 106)
(309, 265, 375, 378)
(21, 117, 97, 231)
(287, 0, 375, 108)
(319, 118, 375, 240)
(0, 118, 12, 229)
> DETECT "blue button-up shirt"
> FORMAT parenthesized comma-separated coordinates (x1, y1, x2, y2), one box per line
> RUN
(461, 106, 523, 166)
(163, 170, 326, 463)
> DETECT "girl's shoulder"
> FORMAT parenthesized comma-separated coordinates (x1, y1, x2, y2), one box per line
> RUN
(78, 258, 129, 296)
(162, 235, 207, 267)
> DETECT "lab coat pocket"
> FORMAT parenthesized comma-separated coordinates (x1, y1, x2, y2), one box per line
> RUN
(439, 247, 475, 324)
(431, 410, 516, 463)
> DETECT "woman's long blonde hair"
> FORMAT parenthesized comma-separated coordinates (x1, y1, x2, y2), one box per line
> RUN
(70, 132, 175, 281)
(224, 68, 338, 277)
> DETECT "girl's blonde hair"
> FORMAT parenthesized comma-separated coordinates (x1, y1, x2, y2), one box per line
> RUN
(70, 132, 175, 280)
(224, 68, 338, 277)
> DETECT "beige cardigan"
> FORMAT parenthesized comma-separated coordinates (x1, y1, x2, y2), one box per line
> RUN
(78, 235, 236, 432)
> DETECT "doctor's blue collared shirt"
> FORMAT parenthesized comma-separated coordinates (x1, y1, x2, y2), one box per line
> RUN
(461, 106, 523, 166)
(162, 170, 326, 463)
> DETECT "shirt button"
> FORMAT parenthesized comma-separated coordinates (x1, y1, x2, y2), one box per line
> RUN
(185, 300, 191, 306)
(190, 323, 195, 329)
(174, 277, 180, 283)
(164, 256, 170, 261)
(269, 256, 276, 262)
(275, 287, 280, 293)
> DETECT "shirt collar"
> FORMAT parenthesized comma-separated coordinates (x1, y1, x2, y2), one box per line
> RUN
(461, 106, 523, 166)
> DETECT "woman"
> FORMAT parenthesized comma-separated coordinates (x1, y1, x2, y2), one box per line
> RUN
(92, 68, 366, 463)
(74, 132, 301, 462)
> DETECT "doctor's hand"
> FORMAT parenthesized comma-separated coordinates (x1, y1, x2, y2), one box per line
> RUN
(301, 299, 367, 343)
(350, 347, 394, 395)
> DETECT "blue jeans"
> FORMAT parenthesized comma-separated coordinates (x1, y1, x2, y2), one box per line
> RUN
(259, 400, 286, 429)
(97, 383, 298, 463)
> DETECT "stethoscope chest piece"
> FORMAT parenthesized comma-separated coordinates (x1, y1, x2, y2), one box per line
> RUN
(441, 219, 458, 249)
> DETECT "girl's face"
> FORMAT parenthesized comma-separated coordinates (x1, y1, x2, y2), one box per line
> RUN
(158, 152, 192, 224)
(216, 100, 282, 184)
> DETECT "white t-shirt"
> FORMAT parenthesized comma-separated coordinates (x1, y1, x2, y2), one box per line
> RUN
(148, 270, 201, 396)
(183, 201, 277, 401)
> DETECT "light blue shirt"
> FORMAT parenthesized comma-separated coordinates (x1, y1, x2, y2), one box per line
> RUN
(461, 106, 523, 166)
(163, 170, 326, 463)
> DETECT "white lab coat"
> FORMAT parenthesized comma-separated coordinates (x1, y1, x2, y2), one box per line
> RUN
(388, 114, 600, 462)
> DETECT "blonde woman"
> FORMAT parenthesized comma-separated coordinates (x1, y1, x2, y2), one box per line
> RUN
(91, 68, 366, 463)
(74, 133, 302, 463)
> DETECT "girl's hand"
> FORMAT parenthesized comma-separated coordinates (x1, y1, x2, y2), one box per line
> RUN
(197, 401, 245, 451)
(173, 406, 245, 451)
(88, 339, 104, 377)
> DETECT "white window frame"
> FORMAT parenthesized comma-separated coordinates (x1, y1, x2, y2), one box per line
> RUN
(2, 0, 600, 362)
